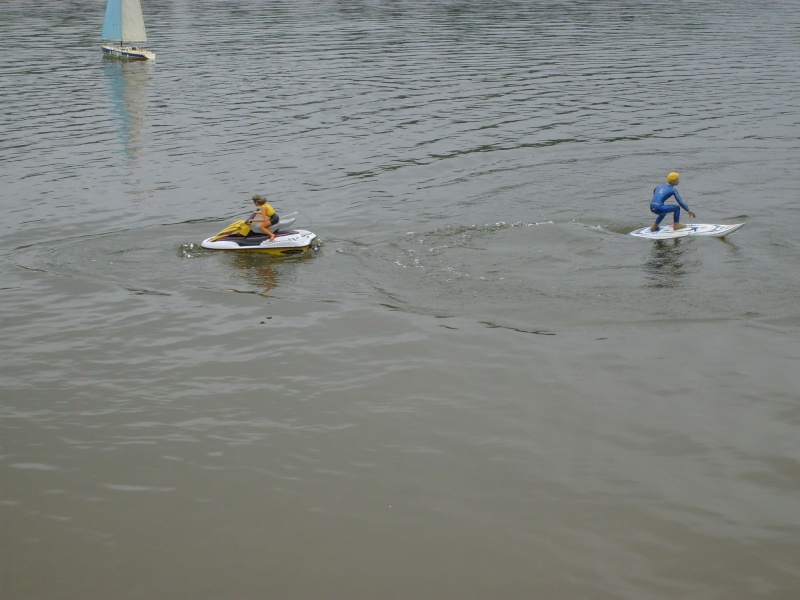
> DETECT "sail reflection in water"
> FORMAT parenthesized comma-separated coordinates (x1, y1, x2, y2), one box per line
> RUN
(103, 58, 152, 165)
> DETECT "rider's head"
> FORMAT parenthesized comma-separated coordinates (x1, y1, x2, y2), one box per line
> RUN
(667, 172, 680, 185)
(252, 195, 266, 205)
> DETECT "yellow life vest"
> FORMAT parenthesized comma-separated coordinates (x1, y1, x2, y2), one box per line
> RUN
(253, 203, 275, 222)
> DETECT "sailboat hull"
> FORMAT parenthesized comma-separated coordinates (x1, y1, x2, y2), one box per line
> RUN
(102, 44, 155, 61)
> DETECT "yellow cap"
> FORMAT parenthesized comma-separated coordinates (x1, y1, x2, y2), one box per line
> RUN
(667, 172, 680, 184)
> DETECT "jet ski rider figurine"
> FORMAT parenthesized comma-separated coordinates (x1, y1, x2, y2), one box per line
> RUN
(650, 172, 696, 232)
(248, 195, 279, 241)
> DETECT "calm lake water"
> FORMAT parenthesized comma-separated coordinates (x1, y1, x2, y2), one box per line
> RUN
(2, 1, 799, 598)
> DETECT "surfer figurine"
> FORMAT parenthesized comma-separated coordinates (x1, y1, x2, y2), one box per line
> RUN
(248, 195, 279, 241)
(650, 172, 696, 232)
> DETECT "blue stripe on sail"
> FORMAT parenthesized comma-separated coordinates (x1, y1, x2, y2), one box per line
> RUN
(101, 0, 122, 40)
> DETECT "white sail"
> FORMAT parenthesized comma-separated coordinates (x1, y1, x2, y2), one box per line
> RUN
(102, 0, 148, 43)
(120, 0, 148, 42)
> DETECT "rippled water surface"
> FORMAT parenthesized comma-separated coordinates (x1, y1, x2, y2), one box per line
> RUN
(2, 1, 799, 598)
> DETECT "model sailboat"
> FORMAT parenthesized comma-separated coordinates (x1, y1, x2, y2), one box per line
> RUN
(101, 0, 155, 60)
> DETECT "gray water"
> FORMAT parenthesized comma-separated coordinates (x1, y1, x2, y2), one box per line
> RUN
(2, 1, 800, 598)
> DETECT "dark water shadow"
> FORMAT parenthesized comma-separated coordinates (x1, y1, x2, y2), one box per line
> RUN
(481, 321, 556, 336)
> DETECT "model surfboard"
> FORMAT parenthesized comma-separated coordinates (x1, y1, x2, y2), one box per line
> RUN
(629, 223, 744, 239)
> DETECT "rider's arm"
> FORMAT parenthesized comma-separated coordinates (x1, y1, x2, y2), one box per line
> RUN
(673, 189, 690, 212)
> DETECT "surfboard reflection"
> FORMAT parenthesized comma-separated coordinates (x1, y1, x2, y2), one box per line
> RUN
(643, 239, 691, 288)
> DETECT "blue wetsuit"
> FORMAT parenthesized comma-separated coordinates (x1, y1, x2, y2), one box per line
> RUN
(650, 183, 689, 227)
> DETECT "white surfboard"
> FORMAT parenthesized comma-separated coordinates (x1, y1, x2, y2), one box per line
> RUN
(629, 223, 745, 240)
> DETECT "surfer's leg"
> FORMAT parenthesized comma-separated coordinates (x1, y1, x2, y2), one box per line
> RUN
(264, 224, 276, 239)
(655, 205, 680, 228)
(651, 206, 669, 231)
(258, 222, 276, 239)
(267, 214, 279, 236)
(252, 216, 276, 239)
(671, 206, 687, 230)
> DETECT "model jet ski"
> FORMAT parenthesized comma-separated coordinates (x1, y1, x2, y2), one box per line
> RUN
(201, 214, 319, 255)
